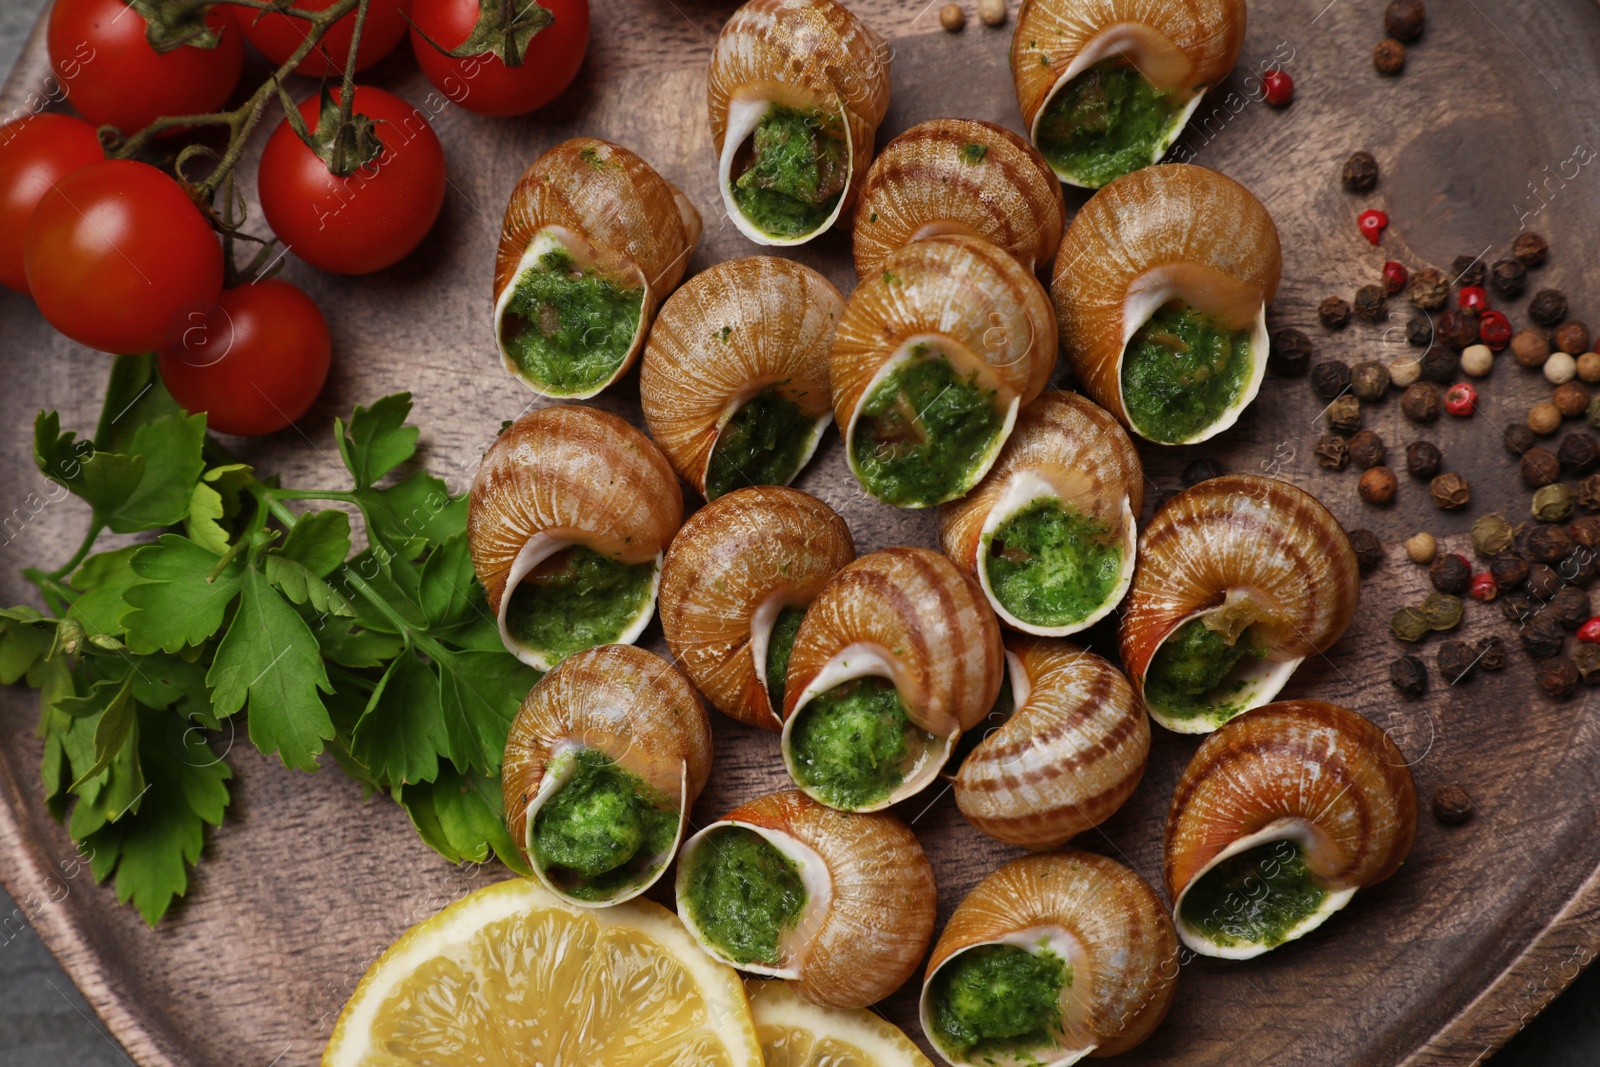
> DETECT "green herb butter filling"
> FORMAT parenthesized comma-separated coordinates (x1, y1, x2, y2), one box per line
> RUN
(732, 104, 850, 238)
(764, 605, 807, 712)
(928, 944, 1070, 1061)
(503, 545, 656, 666)
(500, 247, 645, 395)
(704, 387, 819, 499)
(683, 826, 808, 966)
(984, 499, 1123, 628)
(1121, 300, 1255, 444)
(1034, 58, 1186, 187)
(1142, 617, 1267, 725)
(531, 748, 678, 901)
(1178, 839, 1330, 949)
(787, 676, 938, 809)
(850, 347, 1005, 507)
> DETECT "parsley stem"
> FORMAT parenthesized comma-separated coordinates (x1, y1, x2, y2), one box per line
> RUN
(20, 568, 70, 617)
(267, 488, 361, 503)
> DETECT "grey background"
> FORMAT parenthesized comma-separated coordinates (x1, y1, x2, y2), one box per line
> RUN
(0, 1, 1596, 1064)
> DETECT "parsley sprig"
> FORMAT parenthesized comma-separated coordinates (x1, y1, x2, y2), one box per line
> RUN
(3, 356, 537, 923)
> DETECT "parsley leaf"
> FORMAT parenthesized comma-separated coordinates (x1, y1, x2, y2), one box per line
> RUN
(123, 536, 245, 655)
(434, 646, 538, 774)
(398, 765, 529, 874)
(337, 393, 418, 489)
(352, 650, 446, 785)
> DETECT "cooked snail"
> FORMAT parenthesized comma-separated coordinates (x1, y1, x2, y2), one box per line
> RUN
(676, 788, 937, 1008)
(468, 405, 683, 670)
(920, 852, 1178, 1066)
(833, 233, 1058, 508)
(640, 257, 841, 499)
(1166, 700, 1417, 959)
(954, 637, 1148, 850)
(708, 0, 891, 246)
(1118, 474, 1359, 734)
(493, 137, 702, 398)
(1051, 163, 1281, 445)
(658, 486, 856, 731)
(1011, 0, 1247, 188)
(502, 645, 712, 906)
(939, 390, 1142, 635)
(780, 547, 1003, 812)
(853, 118, 1066, 280)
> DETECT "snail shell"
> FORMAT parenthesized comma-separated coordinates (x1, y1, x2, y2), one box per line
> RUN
(853, 118, 1066, 280)
(640, 257, 842, 499)
(919, 852, 1178, 1066)
(1118, 475, 1360, 734)
(833, 233, 1058, 508)
(658, 486, 856, 731)
(1050, 163, 1281, 444)
(676, 788, 937, 1009)
(781, 547, 1004, 811)
(954, 638, 1148, 851)
(1165, 700, 1418, 959)
(1011, 0, 1247, 187)
(468, 405, 684, 670)
(708, 0, 891, 246)
(493, 138, 702, 398)
(502, 645, 712, 907)
(939, 390, 1142, 635)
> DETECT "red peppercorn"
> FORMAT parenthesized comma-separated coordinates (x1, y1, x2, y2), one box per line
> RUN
(1262, 68, 1294, 106)
(1580, 617, 1600, 644)
(1443, 382, 1477, 416)
(1458, 286, 1488, 311)
(1470, 573, 1498, 601)
(1358, 209, 1389, 246)
(1478, 309, 1512, 351)
(1382, 260, 1409, 294)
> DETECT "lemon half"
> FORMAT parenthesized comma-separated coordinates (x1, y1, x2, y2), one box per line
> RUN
(751, 980, 934, 1067)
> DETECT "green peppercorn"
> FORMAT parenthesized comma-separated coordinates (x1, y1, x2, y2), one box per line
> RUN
(1390, 605, 1431, 642)
(1422, 591, 1464, 631)
(1471, 513, 1516, 557)
(1533, 483, 1577, 523)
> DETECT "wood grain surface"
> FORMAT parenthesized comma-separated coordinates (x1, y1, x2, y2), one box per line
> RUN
(2, 1, 1599, 1065)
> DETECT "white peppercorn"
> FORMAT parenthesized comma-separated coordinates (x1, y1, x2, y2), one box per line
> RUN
(1461, 344, 1494, 377)
(1546, 351, 1578, 386)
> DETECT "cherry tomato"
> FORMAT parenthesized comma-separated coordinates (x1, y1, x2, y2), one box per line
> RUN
(0, 114, 103, 293)
(240, 0, 412, 76)
(25, 159, 222, 354)
(257, 87, 446, 275)
(48, 0, 243, 134)
(159, 280, 331, 435)
(409, 0, 589, 116)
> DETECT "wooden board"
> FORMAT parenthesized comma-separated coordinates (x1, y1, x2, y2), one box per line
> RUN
(2, 1, 1599, 1064)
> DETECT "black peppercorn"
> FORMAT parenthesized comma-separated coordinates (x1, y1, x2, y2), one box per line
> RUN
(1501, 592, 1537, 623)
(1428, 553, 1471, 595)
(1349, 430, 1387, 469)
(1314, 434, 1350, 470)
(1419, 347, 1459, 384)
(1504, 423, 1537, 456)
(1385, 0, 1425, 41)
(1432, 784, 1473, 825)
(1580, 474, 1600, 511)
(1477, 635, 1507, 671)
(1349, 360, 1391, 400)
(1435, 309, 1479, 350)
(1436, 640, 1477, 684)
(1409, 268, 1449, 311)
(1574, 644, 1600, 684)
(1522, 615, 1566, 658)
(1181, 458, 1223, 487)
(1310, 359, 1351, 399)
(1451, 255, 1486, 289)
(1490, 257, 1528, 298)
(1406, 314, 1433, 347)
(1521, 447, 1562, 487)
(1430, 472, 1471, 510)
(1341, 150, 1379, 192)
(1559, 433, 1600, 475)
(1373, 37, 1407, 74)
(1270, 328, 1313, 376)
(1569, 516, 1600, 548)
(1402, 382, 1442, 423)
(1359, 466, 1398, 505)
(1551, 586, 1592, 628)
(1328, 395, 1363, 434)
(1526, 524, 1575, 564)
(1319, 296, 1352, 330)
(1349, 528, 1384, 573)
(1559, 547, 1599, 587)
(1405, 440, 1442, 478)
(1513, 231, 1549, 268)
(1490, 552, 1530, 589)
(1389, 655, 1427, 697)
(1353, 284, 1387, 322)
(1527, 562, 1562, 600)
(1529, 289, 1569, 327)
(1538, 657, 1580, 698)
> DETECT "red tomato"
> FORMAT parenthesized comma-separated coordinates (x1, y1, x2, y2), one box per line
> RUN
(25, 159, 223, 354)
(257, 87, 446, 275)
(0, 114, 103, 293)
(47, 0, 243, 134)
(159, 279, 332, 435)
(239, 0, 412, 77)
(409, 0, 589, 117)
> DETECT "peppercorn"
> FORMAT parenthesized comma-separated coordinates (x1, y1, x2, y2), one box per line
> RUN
(1390, 355, 1423, 388)
(1357, 209, 1389, 245)
(1406, 532, 1437, 564)
(1319, 296, 1352, 330)
(1533, 484, 1576, 523)
(1423, 591, 1464, 631)
(1575, 644, 1600, 683)
(1389, 654, 1427, 697)
(1419, 347, 1459, 384)
(1528, 563, 1562, 600)
(1490, 257, 1528, 298)
(1477, 635, 1507, 671)
(1522, 615, 1566, 658)
(1181, 458, 1223, 487)
(1373, 37, 1406, 74)
(1521, 447, 1562, 487)
(1353, 284, 1387, 322)
(1359, 466, 1398, 505)
(1409, 268, 1449, 311)
(1555, 321, 1591, 356)
(1537, 657, 1580, 698)
(1491, 552, 1530, 589)
(1560, 547, 1598, 587)
(1349, 430, 1387, 469)
(1381, 260, 1409, 295)
(1405, 314, 1433, 348)
(1344, 529, 1383, 575)
(1390, 606, 1430, 643)
(1451, 255, 1486, 289)
(1430, 472, 1470, 509)
(1504, 423, 1537, 456)
(1579, 353, 1600, 383)
(1402, 382, 1442, 423)
(1443, 382, 1477, 417)
(1502, 592, 1537, 623)
(1349, 360, 1391, 400)
(1457, 286, 1488, 312)
(1568, 515, 1600, 548)
(1478, 310, 1513, 351)
(1559, 432, 1600, 474)
(1470, 572, 1498, 602)
(1328, 395, 1362, 434)
(1471, 513, 1516, 556)
(1552, 586, 1592, 628)
(1546, 352, 1578, 386)
(1581, 618, 1600, 644)
(939, 3, 966, 30)
(1590, 398, 1600, 431)
(1513, 328, 1551, 368)
(1432, 785, 1473, 825)
(1460, 344, 1494, 378)
(1526, 524, 1574, 563)
(1262, 68, 1294, 106)
(1513, 231, 1549, 268)
(1555, 383, 1592, 419)
(1405, 440, 1442, 478)
(1314, 434, 1350, 470)
(1529, 289, 1568, 327)
(1529, 401, 1563, 436)
(1429, 552, 1472, 595)
(1437, 640, 1477, 684)
(1341, 150, 1379, 192)
(1435, 309, 1479, 350)
(1581, 474, 1600, 511)
(977, 0, 1006, 25)
(1384, 0, 1425, 40)
(1311, 359, 1351, 399)
(1270, 328, 1313, 376)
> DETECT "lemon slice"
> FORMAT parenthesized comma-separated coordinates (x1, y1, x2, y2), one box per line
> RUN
(323, 878, 762, 1067)
(750, 979, 935, 1067)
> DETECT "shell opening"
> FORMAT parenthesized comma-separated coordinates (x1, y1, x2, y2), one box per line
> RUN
(496, 533, 663, 672)
(749, 591, 806, 724)
(701, 379, 835, 500)
(1171, 818, 1357, 960)
(719, 91, 854, 247)
(1139, 601, 1304, 735)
